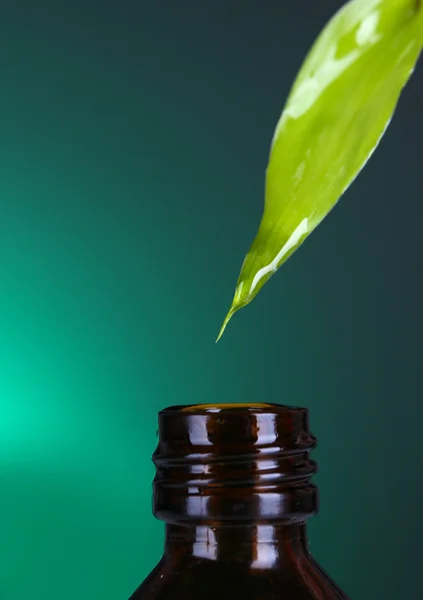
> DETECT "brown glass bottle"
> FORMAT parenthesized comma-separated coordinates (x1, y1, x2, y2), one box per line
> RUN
(129, 403, 350, 599)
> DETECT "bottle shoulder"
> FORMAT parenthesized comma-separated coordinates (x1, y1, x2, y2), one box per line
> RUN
(129, 556, 350, 600)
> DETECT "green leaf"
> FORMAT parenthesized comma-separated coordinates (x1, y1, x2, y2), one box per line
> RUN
(217, 0, 423, 342)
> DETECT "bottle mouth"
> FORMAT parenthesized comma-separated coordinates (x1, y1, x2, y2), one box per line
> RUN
(153, 403, 318, 524)
(162, 402, 306, 414)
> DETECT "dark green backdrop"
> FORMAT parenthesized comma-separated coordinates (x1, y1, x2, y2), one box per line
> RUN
(1, 1, 422, 598)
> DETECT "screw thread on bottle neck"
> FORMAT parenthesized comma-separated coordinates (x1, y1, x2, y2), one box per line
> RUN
(153, 403, 318, 524)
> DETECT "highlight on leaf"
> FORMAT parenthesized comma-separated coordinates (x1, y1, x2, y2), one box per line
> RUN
(217, 0, 423, 342)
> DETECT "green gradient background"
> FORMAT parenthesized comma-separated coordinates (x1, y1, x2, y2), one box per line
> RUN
(0, 1, 422, 598)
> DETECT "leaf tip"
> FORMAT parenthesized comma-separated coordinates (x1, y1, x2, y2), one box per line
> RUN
(215, 311, 232, 343)
(215, 305, 239, 343)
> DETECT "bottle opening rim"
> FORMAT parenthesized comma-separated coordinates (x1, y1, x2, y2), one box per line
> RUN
(161, 403, 307, 415)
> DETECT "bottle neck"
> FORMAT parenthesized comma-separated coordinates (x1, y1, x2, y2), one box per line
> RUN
(164, 522, 310, 569)
(153, 404, 318, 525)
